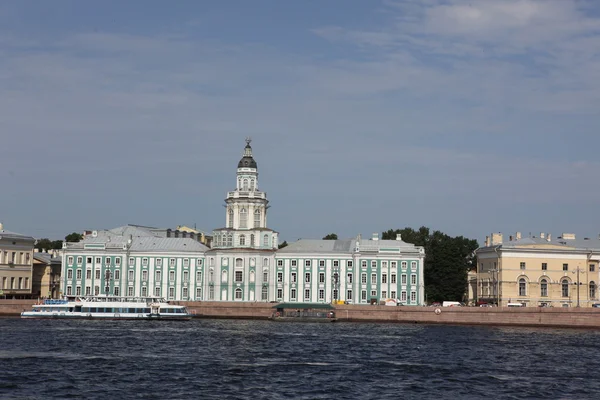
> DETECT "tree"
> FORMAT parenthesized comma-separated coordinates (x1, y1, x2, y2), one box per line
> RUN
(278, 241, 288, 249)
(65, 232, 83, 242)
(51, 240, 63, 250)
(35, 238, 53, 251)
(382, 227, 478, 303)
(322, 233, 338, 240)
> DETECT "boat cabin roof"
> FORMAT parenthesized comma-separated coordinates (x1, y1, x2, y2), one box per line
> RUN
(272, 302, 334, 310)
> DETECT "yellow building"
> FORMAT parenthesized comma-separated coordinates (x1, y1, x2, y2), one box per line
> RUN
(0, 223, 36, 298)
(175, 225, 212, 247)
(32, 251, 62, 299)
(476, 232, 600, 307)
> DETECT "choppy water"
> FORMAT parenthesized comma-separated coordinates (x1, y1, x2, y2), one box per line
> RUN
(1, 318, 600, 399)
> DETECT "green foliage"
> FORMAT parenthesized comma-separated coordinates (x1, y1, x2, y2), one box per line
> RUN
(322, 233, 338, 240)
(382, 227, 478, 303)
(35, 238, 63, 251)
(278, 241, 288, 249)
(51, 240, 63, 249)
(65, 232, 83, 242)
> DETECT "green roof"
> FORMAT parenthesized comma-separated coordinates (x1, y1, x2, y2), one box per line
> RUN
(272, 302, 334, 310)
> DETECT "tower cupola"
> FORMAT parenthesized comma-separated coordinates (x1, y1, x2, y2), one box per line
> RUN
(238, 137, 257, 169)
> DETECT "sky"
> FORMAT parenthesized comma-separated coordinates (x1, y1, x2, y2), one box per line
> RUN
(1, 0, 600, 244)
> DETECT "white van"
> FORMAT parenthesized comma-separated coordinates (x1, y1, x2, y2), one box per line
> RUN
(442, 301, 462, 307)
(507, 302, 525, 307)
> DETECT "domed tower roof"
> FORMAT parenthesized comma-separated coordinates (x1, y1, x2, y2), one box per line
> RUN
(238, 137, 257, 169)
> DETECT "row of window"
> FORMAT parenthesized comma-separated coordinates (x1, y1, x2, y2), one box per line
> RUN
(65, 285, 190, 299)
(275, 259, 419, 269)
(68, 256, 204, 268)
(66, 269, 203, 283)
(274, 271, 417, 285)
(273, 288, 417, 303)
(215, 232, 270, 247)
(0, 276, 29, 290)
(517, 278, 596, 298)
(0, 251, 30, 265)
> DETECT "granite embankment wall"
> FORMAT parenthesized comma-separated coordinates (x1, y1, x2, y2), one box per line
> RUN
(5, 300, 600, 329)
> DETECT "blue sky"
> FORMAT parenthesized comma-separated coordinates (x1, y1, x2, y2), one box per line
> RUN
(2, 0, 600, 244)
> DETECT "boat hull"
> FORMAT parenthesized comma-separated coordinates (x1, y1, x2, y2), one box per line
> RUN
(21, 311, 192, 320)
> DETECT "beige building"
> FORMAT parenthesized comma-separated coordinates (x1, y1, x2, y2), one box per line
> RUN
(32, 251, 62, 299)
(476, 232, 600, 307)
(0, 223, 36, 298)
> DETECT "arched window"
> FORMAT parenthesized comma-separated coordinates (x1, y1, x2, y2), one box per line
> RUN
(562, 279, 569, 297)
(243, 179, 248, 191)
(263, 258, 269, 267)
(240, 235, 246, 246)
(250, 234, 255, 246)
(590, 281, 596, 299)
(250, 270, 255, 283)
(240, 208, 247, 228)
(222, 270, 228, 283)
(263, 234, 269, 246)
(254, 209, 261, 227)
(540, 279, 548, 297)
(250, 179, 255, 191)
(228, 208, 234, 228)
(227, 234, 233, 247)
(236, 258, 243, 268)
(235, 288, 243, 300)
(519, 278, 527, 296)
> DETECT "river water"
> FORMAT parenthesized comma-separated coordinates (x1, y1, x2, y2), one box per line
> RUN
(1, 318, 600, 399)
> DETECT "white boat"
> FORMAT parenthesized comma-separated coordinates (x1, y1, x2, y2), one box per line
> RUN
(21, 296, 193, 320)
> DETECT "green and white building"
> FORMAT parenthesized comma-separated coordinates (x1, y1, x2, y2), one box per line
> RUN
(62, 139, 425, 304)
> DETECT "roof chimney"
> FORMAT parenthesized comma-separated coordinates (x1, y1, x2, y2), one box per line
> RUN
(396, 234, 402, 241)
(540, 232, 545, 239)
(491, 233, 503, 245)
(516, 232, 522, 240)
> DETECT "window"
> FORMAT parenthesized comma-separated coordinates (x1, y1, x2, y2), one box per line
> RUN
(114, 270, 120, 280)
(168, 287, 174, 299)
(305, 273, 311, 283)
(263, 271, 268, 282)
(391, 291, 396, 299)
(114, 286, 119, 296)
(182, 287, 188, 299)
(142, 270, 148, 282)
(236, 258, 243, 268)
(382, 290, 387, 299)
(77, 257, 83, 265)
(401, 274, 407, 285)
(195, 288, 202, 299)
(347, 290, 353, 300)
(235, 271, 243, 282)
(105, 257, 110, 265)
(520, 262, 526, 270)
(235, 288, 242, 300)
(168, 270, 175, 282)
(170, 258, 176, 267)
(519, 278, 526, 296)
(382, 261, 387, 268)
(319, 272, 325, 283)
(222, 270, 228, 283)
(240, 235, 246, 246)
(209, 286, 215, 300)
(401, 261, 407, 269)
(86, 269, 92, 279)
(155, 287, 161, 296)
(76, 269, 82, 280)
(250, 270, 255, 283)
(85, 287, 91, 295)
(240, 208, 247, 228)
(156, 258, 162, 267)
(263, 258, 269, 267)
(590, 281, 596, 299)
(361, 273, 367, 284)
(371, 274, 377, 284)
(348, 261, 353, 267)
(68, 256, 74, 265)
(562, 279, 569, 297)
(86, 257, 92, 264)
(401, 291, 407, 301)
(305, 260, 311, 267)
(391, 274, 396, 284)
(66, 286, 72, 295)
(277, 289, 283, 299)
(254, 209, 261, 226)
(540, 279, 548, 297)
(410, 292, 416, 302)
(94, 286, 100, 295)
(590, 264, 596, 272)
(382, 274, 387, 284)
(250, 234, 255, 246)
(391, 261, 396, 269)
(183, 258, 189, 267)
(361, 290, 367, 301)
(142, 258, 148, 267)
(542, 263, 547, 271)
(361, 261, 367, 268)
(563, 263, 569, 271)
(96, 270, 101, 280)
(277, 272, 283, 283)
(155, 270, 161, 282)
(183, 271, 189, 283)
(291, 272, 297, 283)
(262, 287, 268, 300)
(196, 271, 202, 282)
(320, 289, 326, 300)
(197, 258, 203, 267)
(371, 290, 377, 297)
(115, 257, 121, 266)
(263, 234, 269, 246)
(243, 179, 248, 191)
(291, 260, 297, 267)
(371, 261, 376, 268)
(67, 269, 73, 279)
(319, 260, 325, 267)
(304, 289, 310, 300)
(347, 273, 353, 283)
(96, 257, 101, 264)
(291, 288, 297, 300)
(228, 208, 234, 228)
(411, 261, 417, 270)
(411, 275, 416, 285)
(277, 260, 283, 267)
(129, 257, 134, 266)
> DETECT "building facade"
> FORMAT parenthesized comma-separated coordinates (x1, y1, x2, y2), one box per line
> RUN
(32, 251, 62, 299)
(62, 139, 426, 305)
(0, 223, 35, 298)
(476, 232, 600, 307)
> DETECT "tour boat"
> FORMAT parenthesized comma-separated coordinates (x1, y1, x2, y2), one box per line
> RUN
(21, 296, 193, 320)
